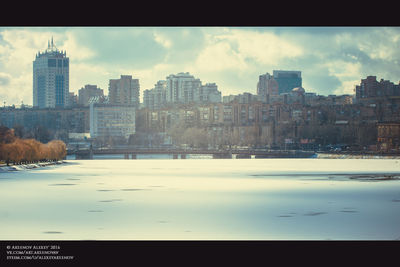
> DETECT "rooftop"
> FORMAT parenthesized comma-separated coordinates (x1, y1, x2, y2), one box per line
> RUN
(35, 37, 66, 59)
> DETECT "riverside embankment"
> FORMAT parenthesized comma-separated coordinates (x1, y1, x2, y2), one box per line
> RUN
(0, 161, 65, 172)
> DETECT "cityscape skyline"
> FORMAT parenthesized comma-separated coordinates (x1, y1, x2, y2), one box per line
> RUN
(1, 27, 400, 106)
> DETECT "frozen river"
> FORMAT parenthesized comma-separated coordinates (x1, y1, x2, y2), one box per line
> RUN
(1, 158, 400, 240)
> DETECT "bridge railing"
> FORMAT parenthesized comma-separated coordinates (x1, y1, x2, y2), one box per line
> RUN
(68, 147, 315, 155)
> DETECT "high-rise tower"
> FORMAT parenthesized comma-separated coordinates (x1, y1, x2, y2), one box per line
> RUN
(165, 72, 201, 104)
(272, 70, 302, 95)
(257, 73, 279, 102)
(108, 75, 140, 108)
(33, 37, 69, 108)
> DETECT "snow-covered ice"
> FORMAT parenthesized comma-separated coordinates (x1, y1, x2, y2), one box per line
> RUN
(0, 158, 400, 240)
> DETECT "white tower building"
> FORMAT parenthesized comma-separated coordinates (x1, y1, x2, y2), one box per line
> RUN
(33, 37, 69, 108)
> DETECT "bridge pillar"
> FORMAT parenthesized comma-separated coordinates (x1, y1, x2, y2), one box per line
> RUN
(173, 154, 178, 159)
(75, 151, 93, 160)
(181, 154, 186, 159)
(213, 153, 232, 159)
(131, 154, 137, 159)
(255, 154, 270, 158)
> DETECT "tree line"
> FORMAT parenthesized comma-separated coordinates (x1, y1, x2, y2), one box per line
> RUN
(0, 126, 67, 166)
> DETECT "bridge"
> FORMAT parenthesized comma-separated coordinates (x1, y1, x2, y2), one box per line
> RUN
(67, 148, 315, 159)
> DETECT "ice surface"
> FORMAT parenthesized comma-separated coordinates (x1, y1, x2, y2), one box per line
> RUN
(0, 158, 400, 240)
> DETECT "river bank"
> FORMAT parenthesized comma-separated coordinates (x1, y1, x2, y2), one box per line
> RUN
(0, 160, 65, 172)
(316, 153, 400, 159)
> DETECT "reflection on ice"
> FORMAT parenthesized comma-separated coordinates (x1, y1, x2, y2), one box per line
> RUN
(349, 174, 400, 181)
(98, 199, 123, 202)
(304, 212, 327, 216)
(339, 209, 358, 213)
(48, 183, 76, 186)
(120, 188, 148, 191)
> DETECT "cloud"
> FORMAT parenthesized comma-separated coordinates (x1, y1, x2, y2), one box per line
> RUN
(153, 32, 172, 49)
(0, 29, 54, 105)
(67, 27, 169, 68)
(0, 72, 11, 86)
(266, 27, 400, 95)
(193, 28, 304, 72)
(62, 31, 96, 61)
(194, 41, 247, 72)
(302, 67, 342, 95)
(1, 27, 400, 106)
(181, 28, 306, 95)
(219, 29, 303, 64)
(152, 27, 206, 63)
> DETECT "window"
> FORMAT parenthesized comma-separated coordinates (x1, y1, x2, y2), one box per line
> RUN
(37, 75, 46, 107)
(48, 59, 56, 67)
(55, 75, 64, 106)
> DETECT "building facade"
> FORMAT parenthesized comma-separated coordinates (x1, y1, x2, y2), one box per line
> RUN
(78, 84, 104, 106)
(164, 73, 221, 105)
(377, 122, 400, 151)
(355, 76, 400, 100)
(196, 83, 221, 103)
(165, 72, 202, 104)
(143, 80, 167, 110)
(0, 106, 90, 142)
(33, 38, 69, 108)
(68, 92, 78, 107)
(257, 73, 279, 102)
(108, 75, 140, 108)
(89, 103, 136, 139)
(273, 70, 302, 95)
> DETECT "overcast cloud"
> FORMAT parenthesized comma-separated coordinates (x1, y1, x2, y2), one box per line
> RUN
(0, 26, 399, 106)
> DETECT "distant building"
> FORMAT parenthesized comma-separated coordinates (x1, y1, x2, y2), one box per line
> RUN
(223, 93, 259, 104)
(355, 76, 400, 100)
(165, 72, 202, 104)
(68, 92, 78, 107)
(143, 90, 152, 109)
(33, 37, 69, 108)
(0, 106, 90, 142)
(273, 70, 302, 95)
(78, 85, 104, 106)
(89, 103, 136, 139)
(222, 95, 236, 103)
(88, 95, 109, 105)
(257, 73, 279, 103)
(108, 75, 140, 108)
(161, 73, 221, 106)
(143, 80, 167, 110)
(377, 122, 400, 151)
(196, 83, 221, 103)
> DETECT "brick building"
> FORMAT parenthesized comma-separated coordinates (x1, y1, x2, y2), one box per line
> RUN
(377, 122, 400, 151)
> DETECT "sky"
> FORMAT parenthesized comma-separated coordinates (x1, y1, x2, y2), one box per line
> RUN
(0, 26, 400, 106)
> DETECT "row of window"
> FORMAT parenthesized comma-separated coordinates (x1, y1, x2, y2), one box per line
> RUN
(47, 58, 69, 68)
